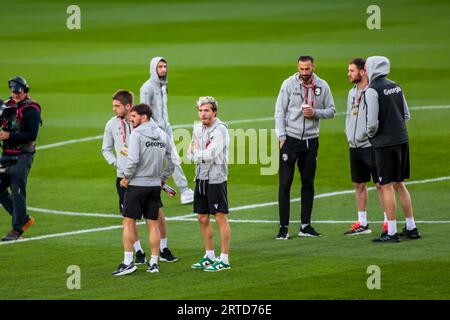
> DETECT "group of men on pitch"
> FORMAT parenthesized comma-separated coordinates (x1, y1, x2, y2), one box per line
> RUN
(101, 54, 421, 276)
(102, 57, 231, 276)
(275, 55, 421, 243)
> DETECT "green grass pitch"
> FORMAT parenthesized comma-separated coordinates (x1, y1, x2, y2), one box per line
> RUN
(0, 0, 449, 299)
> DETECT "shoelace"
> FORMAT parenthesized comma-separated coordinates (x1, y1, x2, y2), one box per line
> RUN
(351, 222, 361, 231)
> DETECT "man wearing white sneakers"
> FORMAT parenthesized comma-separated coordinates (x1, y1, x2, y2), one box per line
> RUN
(112, 103, 175, 276)
(188, 96, 231, 272)
(140, 57, 194, 204)
(103, 90, 178, 268)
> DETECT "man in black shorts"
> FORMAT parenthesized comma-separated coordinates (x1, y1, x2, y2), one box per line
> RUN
(344, 58, 386, 236)
(112, 103, 174, 276)
(366, 56, 421, 243)
(103, 90, 178, 266)
(188, 96, 231, 272)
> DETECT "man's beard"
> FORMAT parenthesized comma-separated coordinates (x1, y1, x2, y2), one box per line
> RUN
(301, 74, 312, 82)
(351, 75, 362, 84)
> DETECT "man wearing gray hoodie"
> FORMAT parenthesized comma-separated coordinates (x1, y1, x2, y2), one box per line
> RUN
(102, 90, 178, 265)
(365, 56, 421, 243)
(140, 57, 195, 205)
(274, 55, 336, 240)
(188, 96, 231, 272)
(344, 58, 386, 236)
(112, 103, 175, 276)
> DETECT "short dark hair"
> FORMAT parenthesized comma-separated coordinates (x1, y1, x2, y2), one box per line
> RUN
(131, 103, 152, 119)
(350, 58, 366, 70)
(298, 55, 314, 63)
(112, 89, 134, 106)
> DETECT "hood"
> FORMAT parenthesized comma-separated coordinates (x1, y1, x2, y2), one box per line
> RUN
(150, 56, 168, 86)
(207, 117, 227, 132)
(134, 119, 161, 140)
(366, 56, 390, 84)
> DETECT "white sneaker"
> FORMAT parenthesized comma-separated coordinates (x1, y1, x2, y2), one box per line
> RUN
(180, 188, 194, 204)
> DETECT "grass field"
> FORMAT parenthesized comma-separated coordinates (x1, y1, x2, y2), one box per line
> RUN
(0, 0, 449, 300)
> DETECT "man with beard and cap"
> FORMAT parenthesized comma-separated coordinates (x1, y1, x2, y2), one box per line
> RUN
(344, 58, 387, 236)
(365, 56, 421, 243)
(274, 55, 336, 240)
(0, 76, 41, 241)
(112, 103, 175, 276)
(140, 57, 195, 205)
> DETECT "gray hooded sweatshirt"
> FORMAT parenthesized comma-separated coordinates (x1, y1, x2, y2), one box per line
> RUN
(366, 56, 410, 140)
(102, 116, 132, 178)
(188, 118, 229, 184)
(123, 120, 175, 187)
(140, 57, 170, 134)
(275, 73, 336, 141)
(345, 85, 371, 148)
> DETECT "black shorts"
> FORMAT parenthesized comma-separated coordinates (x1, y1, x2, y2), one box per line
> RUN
(349, 147, 378, 183)
(194, 180, 228, 215)
(374, 142, 410, 185)
(116, 178, 162, 215)
(123, 185, 161, 220)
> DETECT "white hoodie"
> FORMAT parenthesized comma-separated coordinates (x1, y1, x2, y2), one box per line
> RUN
(140, 57, 170, 134)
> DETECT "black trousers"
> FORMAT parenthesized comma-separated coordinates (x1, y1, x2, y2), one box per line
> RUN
(278, 136, 318, 227)
(0, 153, 34, 233)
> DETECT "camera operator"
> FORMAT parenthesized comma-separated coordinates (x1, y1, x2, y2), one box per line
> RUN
(0, 76, 41, 241)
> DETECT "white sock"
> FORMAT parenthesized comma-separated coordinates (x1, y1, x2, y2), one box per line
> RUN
(387, 220, 397, 236)
(301, 224, 309, 229)
(383, 212, 388, 223)
(205, 250, 216, 260)
(406, 217, 416, 231)
(220, 253, 229, 264)
(160, 238, 168, 251)
(124, 251, 133, 265)
(133, 240, 143, 253)
(150, 255, 158, 265)
(358, 211, 368, 227)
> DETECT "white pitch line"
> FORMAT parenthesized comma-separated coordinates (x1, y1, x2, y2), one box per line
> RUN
(26, 176, 450, 220)
(0, 222, 146, 246)
(2, 218, 449, 246)
(1, 175, 448, 246)
(36, 105, 450, 151)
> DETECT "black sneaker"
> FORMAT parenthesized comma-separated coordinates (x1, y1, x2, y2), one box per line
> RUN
(160, 248, 179, 262)
(399, 227, 421, 239)
(372, 233, 400, 243)
(135, 250, 146, 265)
(298, 225, 321, 237)
(1, 230, 23, 242)
(275, 226, 289, 240)
(112, 262, 137, 276)
(146, 263, 159, 273)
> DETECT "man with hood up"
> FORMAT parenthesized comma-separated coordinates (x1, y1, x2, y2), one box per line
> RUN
(112, 103, 175, 276)
(274, 55, 336, 240)
(140, 57, 195, 205)
(365, 56, 421, 243)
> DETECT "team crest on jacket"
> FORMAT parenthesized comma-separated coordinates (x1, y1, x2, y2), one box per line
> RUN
(314, 87, 322, 96)
(282, 153, 288, 162)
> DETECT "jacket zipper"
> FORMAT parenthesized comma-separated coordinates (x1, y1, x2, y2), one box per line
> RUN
(352, 100, 360, 148)
(160, 84, 165, 123)
(301, 87, 308, 140)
